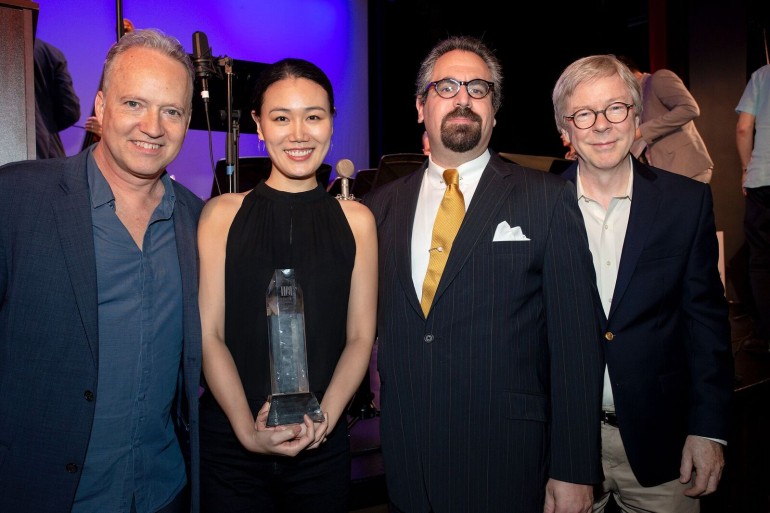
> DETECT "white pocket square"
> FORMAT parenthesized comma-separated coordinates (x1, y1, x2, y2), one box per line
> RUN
(493, 221, 530, 242)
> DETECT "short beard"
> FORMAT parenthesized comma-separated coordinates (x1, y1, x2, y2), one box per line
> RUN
(440, 107, 482, 153)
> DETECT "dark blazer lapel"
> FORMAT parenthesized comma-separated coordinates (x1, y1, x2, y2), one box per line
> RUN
(393, 168, 426, 316)
(561, 163, 578, 183)
(52, 153, 99, 364)
(433, 156, 517, 307)
(609, 161, 661, 319)
(170, 181, 203, 427)
(171, 184, 198, 306)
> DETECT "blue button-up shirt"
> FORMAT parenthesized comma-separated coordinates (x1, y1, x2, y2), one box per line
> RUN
(73, 152, 185, 513)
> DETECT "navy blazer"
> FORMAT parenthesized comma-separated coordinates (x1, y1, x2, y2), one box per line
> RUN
(0, 150, 204, 512)
(365, 152, 604, 513)
(561, 157, 733, 487)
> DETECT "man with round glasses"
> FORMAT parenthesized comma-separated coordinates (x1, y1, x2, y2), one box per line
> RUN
(565, 102, 634, 129)
(365, 35, 604, 513)
(552, 54, 732, 512)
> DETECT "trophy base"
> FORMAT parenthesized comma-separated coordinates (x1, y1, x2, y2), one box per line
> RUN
(266, 392, 325, 426)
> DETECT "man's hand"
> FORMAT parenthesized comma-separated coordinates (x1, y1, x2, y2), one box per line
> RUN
(680, 435, 725, 497)
(543, 479, 593, 513)
(84, 116, 102, 138)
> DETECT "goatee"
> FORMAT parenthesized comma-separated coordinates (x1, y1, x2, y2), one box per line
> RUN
(441, 107, 482, 153)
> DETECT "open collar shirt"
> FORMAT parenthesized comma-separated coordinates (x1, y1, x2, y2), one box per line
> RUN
(575, 160, 633, 411)
(73, 150, 185, 513)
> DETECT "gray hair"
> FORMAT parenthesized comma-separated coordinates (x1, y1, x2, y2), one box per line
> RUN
(102, 28, 194, 107)
(415, 35, 503, 113)
(552, 54, 642, 133)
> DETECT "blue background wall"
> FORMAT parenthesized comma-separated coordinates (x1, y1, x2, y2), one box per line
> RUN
(34, 0, 369, 200)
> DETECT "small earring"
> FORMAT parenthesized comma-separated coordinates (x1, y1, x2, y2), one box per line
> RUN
(258, 139, 265, 154)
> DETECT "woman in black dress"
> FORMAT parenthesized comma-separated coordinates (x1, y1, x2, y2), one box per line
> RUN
(197, 58, 378, 512)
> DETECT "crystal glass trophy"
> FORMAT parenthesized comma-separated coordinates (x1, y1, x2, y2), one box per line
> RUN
(265, 268, 324, 426)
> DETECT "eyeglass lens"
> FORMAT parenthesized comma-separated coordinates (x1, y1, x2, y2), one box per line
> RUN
(570, 102, 632, 129)
(433, 79, 492, 99)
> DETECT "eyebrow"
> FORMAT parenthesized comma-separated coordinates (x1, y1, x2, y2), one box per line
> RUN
(267, 105, 329, 115)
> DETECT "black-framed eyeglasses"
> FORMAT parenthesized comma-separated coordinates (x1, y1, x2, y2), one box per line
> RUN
(564, 102, 634, 129)
(424, 78, 495, 100)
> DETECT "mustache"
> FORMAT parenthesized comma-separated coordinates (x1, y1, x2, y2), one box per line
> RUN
(444, 106, 482, 123)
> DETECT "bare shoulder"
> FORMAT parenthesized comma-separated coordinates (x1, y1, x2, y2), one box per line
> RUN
(337, 199, 376, 241)
(337, 198, 375, 225)
(199, 191, 248, 232)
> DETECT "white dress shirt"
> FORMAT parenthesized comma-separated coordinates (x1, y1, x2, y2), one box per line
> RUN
(575, 162, 633, 412)
(411, 150, 488, 298)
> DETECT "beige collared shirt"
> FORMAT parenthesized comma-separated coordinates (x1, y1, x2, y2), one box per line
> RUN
(576, 163, 633, 411)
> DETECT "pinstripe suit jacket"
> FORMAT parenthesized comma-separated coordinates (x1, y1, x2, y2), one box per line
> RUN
(364, 152, 604, 513)
(0, 150, 204, 513)
(562, 159, 733, 487)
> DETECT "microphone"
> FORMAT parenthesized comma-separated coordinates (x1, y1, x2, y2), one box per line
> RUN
(335, 159, 355, 200)
(192, 31, 214, 103)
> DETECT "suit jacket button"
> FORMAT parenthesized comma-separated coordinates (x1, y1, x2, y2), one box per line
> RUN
(424, 334, 434, 343)
(604, 331, 614, 341)
(84, 390, 95, 401)
(65, 463, 79, 473)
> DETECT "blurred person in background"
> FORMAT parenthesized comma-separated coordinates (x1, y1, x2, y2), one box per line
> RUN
(34, 36, 81, 158)
(618, 55, 714, 183)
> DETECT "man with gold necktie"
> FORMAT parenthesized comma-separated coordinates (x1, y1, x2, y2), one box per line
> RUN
(364, 35, 604, 513)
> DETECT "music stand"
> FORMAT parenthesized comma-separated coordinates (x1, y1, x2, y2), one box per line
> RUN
(209, 157, 332, 198)
(351, 169, 377, 198)
(347, 368, 380, 433)
(189, 58, 269, 134)
(498, 152, 571, 174)
(371, 153, 427, 190)
(548, 158, 572, 175)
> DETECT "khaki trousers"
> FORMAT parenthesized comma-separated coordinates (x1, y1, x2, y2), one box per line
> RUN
(593, 423, 700, 513)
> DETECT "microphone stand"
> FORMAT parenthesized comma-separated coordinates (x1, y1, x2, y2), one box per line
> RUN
(336, 177, 356, 201)
(219, 56, 239, 193)
(115, 0, 125, 40)
(334, 159, 357, 201)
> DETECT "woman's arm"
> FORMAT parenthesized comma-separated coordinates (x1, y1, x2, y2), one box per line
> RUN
(311, 200, 378, 447)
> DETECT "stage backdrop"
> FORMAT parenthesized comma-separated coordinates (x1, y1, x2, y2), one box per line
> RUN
(34, 0, 368, 199)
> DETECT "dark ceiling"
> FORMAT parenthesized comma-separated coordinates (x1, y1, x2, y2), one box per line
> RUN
(367, 0, 653, 165)
(367, 0, 769, 166)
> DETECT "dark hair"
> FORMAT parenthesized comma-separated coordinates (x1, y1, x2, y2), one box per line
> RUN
(251, 58, 335, 116)
(415, 35, 503, 112)
(616, 55, 641, 73)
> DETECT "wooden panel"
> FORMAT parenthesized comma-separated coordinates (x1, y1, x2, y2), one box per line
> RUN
(0, 0, 38, 165)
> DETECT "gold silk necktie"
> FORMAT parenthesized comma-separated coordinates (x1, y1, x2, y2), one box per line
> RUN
(421, 168, 465, 316)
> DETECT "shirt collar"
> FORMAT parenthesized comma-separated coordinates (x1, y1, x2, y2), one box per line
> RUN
(87, 148, 176, 216)
(575, 155, 634, 201)
(425, 149, 490, 188)
(87, 148, 113, 209)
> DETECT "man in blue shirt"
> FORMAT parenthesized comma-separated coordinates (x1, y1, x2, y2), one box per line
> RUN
(0, 29, 204, 513)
